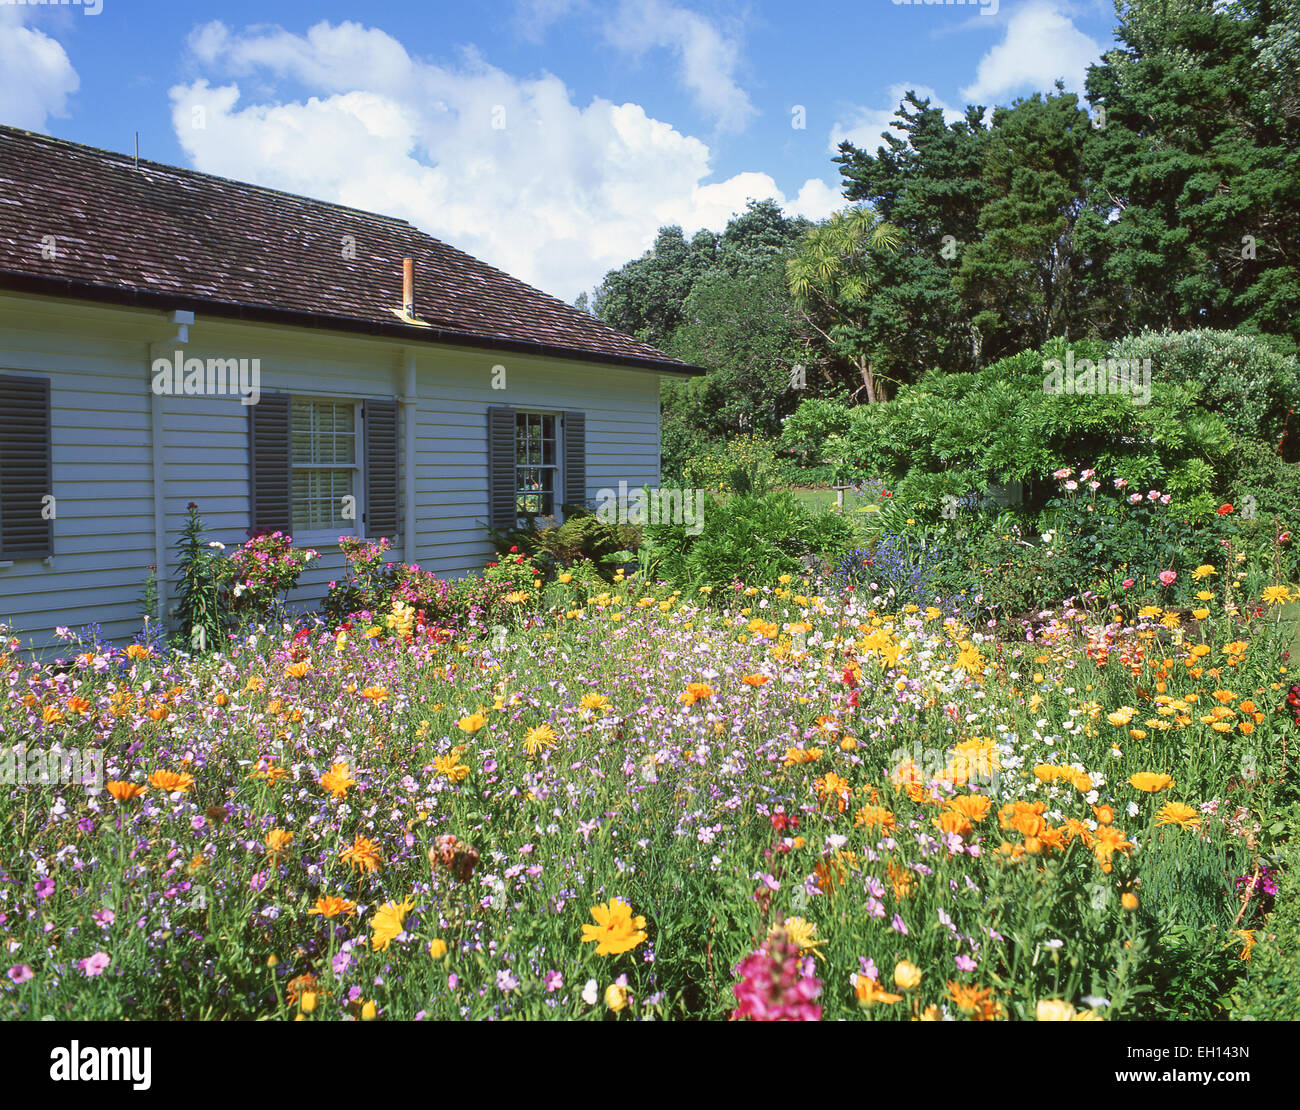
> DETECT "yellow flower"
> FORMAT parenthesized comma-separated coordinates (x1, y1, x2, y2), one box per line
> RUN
(429, 938, 449, 960)
(300, 991, 317, 1014)
(1154, 801, 1201, 829)
(558, 573, 573, 584)
(1261, 585, 1291, 606)
(581, 898, 648, 956)
(1129, 771, 1174, 793)
(894, 960, 922, 990)
(265, 828, 294, 859)
(778, 917, 827, 956)
(361, 685, 389, 702)
(522, 723, 558, 756)
(605, 983, 629, 1012)
(361, 1000, 377, 1021)
(1122, 892, 1139, 911)
(457, 711, 488, 733)
(579, 693, 610, 713)
(1191, 565, 1216, 580)
(1036, 999, 1077, 1021)
(434, 754, 470, 783)
(370, 896, 415, 951)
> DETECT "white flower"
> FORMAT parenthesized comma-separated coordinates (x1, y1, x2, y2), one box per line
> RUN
(1127, 801, 1140, 818)
(581, 978, 599, 1005)
(207, 541, 226, 550)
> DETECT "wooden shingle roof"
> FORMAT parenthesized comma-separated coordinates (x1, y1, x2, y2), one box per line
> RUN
(0, 126, 695, 373)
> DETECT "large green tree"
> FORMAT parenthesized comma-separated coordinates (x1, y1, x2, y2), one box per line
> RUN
(1078, 0, 1300, 342)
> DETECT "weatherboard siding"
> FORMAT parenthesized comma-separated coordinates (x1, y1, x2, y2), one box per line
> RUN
(0, 294, 666, 653)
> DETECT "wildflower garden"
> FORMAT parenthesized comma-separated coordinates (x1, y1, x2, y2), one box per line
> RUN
(3, 467, 1299, 1021)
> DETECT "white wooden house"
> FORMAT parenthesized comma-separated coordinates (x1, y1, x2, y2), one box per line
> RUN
(0, 126, 697, 653)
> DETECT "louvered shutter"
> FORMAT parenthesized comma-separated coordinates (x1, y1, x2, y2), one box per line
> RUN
(0, 374, 53, 559)
(365, 398, 400, 540)
(487, 406, 517, 531)
(249, 392, 291, 536)
(562, 410, 587, 511)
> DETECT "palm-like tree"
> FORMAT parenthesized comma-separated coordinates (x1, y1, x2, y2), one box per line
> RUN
(787, 207, 902, 404)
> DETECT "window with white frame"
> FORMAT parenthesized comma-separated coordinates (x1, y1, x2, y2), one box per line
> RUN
(515, 411, 560, 520)
(291, 398, 360, 534)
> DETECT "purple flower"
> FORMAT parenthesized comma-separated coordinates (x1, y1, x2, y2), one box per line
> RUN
(7, 965, 33, 985)
(544, 970, 564, 993)
(33, 878, 54, 901)
(332, 951, 351, 976)
(495, 969, 520, 993)
(890, 914, 908, 935)
(954, 954, 977, 972)
(92, 909, 114, 928)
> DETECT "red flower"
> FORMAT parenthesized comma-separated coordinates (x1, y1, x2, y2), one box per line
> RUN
(1217, 503, 1234, 515)
(509, 546, 518, 553)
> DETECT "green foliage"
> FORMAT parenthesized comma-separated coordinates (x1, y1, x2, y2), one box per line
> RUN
(323, 537, 453, 624)
(1233, 813, 1300, 1020)
(777, 396, 853, 467)
(1108, 328, 1300, 458)
(488, 510, 641, 575)
(681, 435, 781, 496)
(172, 503, 225, 652)
(645, 490, 855, 591)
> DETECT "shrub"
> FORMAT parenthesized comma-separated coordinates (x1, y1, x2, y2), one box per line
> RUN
(216, 531, 318, 623)
(323, 537, 451, 625)
(1108, 328, 1300, 460)
(646, 489, 856, 592)
(682, 435, 780, 496)
(173, 503, 225, 651)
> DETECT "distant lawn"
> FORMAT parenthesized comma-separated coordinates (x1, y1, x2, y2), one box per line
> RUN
(787, 486, 838, 512)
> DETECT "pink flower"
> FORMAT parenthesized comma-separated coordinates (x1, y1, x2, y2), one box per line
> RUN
(1114, 478, 1128, 488)
(1159, 570, 1177, 587)
(1052, 468, 1073, 480)
(79, 952, 111, 977)
(1064, 481, 1078, 491)
(731, 930, 822, 1021)
(1122, 578, 1135, 589)
(7, 965, 33, 984)
(1129, 493, 1143, 504)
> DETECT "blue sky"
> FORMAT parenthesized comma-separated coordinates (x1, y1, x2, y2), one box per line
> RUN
(1, 0, 1118, 300)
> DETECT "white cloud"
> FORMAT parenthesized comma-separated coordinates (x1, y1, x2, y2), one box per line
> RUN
(602, 0, 756, 132)
(830, 84, 964, 154)
(960, 1, 1102, 104)
(0, 8, 79, 131)
(169, 20, 828, 302)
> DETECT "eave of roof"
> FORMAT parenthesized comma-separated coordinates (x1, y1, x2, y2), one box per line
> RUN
(0, 270, 704, 375)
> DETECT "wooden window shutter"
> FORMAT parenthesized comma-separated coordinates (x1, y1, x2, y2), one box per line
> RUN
(562, 410, 587, 510)
(249, 392, 291, 536)
(364, 398, 400, 540)
(487, 405, 517, 531)
(0, 373, 53, 559)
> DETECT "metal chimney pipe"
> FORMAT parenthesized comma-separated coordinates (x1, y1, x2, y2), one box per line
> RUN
(402, 258, 415, 318)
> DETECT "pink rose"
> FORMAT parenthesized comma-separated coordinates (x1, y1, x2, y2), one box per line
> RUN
(1159, 570, 1177, 587)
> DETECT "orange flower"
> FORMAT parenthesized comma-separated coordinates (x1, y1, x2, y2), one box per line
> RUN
(105, 780, 147, 802)
(679, 682, 716, 706)
(65, 696, 92, 716)
(265, 828, 294, 859)
(361, 686, 390, 703)
(145, 705, 170, 723)
(855, 976, 903, 1006)
(285, 661, 311, 679)
(340, 835, 383, 874)
(125, 644, 152, 661)
(814, 772, 851, 812)
(307, 895, 357, 918)
(319, 762, 357, 800)
(854, 804, 896, 832)
(934, 810, 973, 838)
(740, 674, 769, 687)
(947, 794, 993, 823)
(148, 769, 195, 793)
